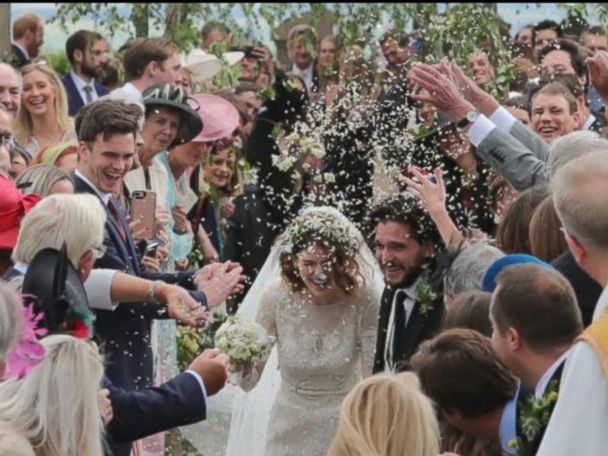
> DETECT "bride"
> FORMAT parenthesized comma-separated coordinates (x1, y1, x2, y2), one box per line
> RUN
(221, 206, 384, 456)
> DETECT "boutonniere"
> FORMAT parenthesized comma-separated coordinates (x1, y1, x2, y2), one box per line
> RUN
(509, 380, 559, 456)
(416, 276, 438, 316)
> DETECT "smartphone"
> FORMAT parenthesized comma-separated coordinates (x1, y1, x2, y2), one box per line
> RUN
(130, 191, 157, 240)
(145, 239, 161, 258)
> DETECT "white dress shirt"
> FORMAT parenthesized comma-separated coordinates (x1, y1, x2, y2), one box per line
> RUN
(291, 62, 314, 92)
(70, 71, 100, 104)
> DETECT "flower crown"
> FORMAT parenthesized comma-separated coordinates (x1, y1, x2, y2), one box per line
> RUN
(282, 209, 360, 256)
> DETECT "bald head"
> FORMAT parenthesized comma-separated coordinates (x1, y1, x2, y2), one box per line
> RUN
(0, 63, 21, 121)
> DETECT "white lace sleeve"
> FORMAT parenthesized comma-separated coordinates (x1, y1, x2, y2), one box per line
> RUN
(237, 286, 278, 391)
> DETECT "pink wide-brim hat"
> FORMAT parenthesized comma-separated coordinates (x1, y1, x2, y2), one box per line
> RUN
(190, 93, 241, 143)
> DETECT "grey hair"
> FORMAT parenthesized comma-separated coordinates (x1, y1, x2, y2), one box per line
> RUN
(552, 151, 608, 251)
(444, 242, 505, 296)
(548, 130, 608, 177)
(0, 283, 23, 363)
(12, 193, 106, 266)
(0, 62, 23, 92)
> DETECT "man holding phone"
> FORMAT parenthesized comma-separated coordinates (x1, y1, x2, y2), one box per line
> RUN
(73, 98, 245, 394)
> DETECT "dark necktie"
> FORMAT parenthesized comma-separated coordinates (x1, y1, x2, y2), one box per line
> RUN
(107, 197, 127, 241)
(391, 289, 409, 365)
(83, 85, 94, 104)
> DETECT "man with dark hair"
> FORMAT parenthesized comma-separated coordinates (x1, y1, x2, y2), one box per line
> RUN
(62, 30, 109, 116)
(412, 328, 519, 454)
(379, 29, 410, 78)
(581, 25, 608, 54)
(74, 99, 242, 386)
(533, 19, 563, 58)
(490, 263, 583, 455)
(539, 39, 587, 84)
(10, 13, 44, 68)
(370, 193, 443, 373)
(112, 38, 181, 101)
(200, 21, 230, 50)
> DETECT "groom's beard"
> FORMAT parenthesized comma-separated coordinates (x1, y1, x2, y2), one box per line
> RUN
(381, 260, 423, 289)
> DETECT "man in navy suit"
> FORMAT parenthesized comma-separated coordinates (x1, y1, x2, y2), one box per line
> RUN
(371, 194, 444, 373)
(62, 30, 109, 117)
(72, 98, 244, 392)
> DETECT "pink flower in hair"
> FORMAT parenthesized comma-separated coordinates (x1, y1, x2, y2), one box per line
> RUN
(2, 302, 47, 380)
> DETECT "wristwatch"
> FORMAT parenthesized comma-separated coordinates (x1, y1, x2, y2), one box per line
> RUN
(456, 109, 480, 129)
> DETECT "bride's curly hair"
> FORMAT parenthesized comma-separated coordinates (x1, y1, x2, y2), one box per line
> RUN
(279, 213, 364, 295)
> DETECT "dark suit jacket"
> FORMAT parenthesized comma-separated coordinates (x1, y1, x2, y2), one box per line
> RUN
(10, 43, 29, 68)
(105, 372, 206, 456)
(73, 174, 206, 390)
(515, 360, 565, 456)
(61, 73, 108, 117)
(373, 284, 444, 373)
(552, 250, 601, 327)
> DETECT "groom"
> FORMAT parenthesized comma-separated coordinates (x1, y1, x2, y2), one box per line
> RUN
(370, 194, 444, 373)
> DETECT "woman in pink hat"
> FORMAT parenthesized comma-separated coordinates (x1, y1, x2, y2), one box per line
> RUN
(164, 92, 241, 263)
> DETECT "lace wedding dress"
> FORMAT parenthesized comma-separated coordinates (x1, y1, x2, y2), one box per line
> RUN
(235, 279, 380, 456)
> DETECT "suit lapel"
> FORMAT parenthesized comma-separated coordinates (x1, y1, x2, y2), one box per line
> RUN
(73, 174, 140, 274)
(402, 295, 444, 361)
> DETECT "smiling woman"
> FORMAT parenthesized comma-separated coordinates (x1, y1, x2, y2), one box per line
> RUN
(13, 59, 76, 156)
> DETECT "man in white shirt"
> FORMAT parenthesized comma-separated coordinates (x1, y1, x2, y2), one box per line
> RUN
(111, 38, 182, 102)
(62, 30, 110, 116)
(489, 263, 583, 454)
(533, 151, 608, 455)
(286, 24, 318, 93)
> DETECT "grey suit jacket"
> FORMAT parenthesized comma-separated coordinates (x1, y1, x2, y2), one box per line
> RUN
(475, 120, 550, 191)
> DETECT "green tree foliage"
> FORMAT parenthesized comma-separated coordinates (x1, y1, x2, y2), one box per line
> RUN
(48, 3, 606, 95)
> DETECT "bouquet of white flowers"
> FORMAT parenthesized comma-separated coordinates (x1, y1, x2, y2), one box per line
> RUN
(215, 315, 275, 367)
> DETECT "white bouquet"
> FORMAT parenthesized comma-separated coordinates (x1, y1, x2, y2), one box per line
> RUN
(215, 316, 275, 367)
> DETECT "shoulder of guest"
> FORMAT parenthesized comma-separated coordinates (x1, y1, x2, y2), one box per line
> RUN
(0, 423, 36, 456)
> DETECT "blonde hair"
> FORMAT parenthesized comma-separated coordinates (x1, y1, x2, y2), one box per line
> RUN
(12, 194, 106, 266)
(552, 151, 608, 251)
(327, 373, 440, 456)
(13, 61, 72, 147)
(0, 283, 23, 363)
(15, 164, 73, 197)
(0, 335, 104, 456)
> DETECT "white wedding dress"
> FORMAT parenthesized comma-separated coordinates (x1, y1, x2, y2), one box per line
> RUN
(225, 206, 384, 456)
(235, 279, 380, 456)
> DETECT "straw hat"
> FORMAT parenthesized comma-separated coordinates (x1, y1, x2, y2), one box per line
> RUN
(183, 49, 245, 83)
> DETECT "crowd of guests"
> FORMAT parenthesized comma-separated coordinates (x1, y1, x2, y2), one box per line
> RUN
(0, 9, 608, 456)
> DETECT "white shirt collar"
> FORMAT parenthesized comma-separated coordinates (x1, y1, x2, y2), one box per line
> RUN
(535, 349, 570, 397)
(71, 70, 93, 87)
(291, 62, 314, 91)
(13, 42, 29, 60)
(75, 169, 112, 205)
(12, 262, 28, 274)
(583, 112, 597, 131)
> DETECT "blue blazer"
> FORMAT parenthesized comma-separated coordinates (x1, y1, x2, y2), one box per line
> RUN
(105, 372, 206, 456)
(61, 73, 109, 117)
(73, 174, 207, 390)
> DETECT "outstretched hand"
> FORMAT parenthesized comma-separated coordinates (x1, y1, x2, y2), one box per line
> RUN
(157, 283, 209, 326)
(195, 261, 246, 307)
(409, 63, 474, 121)
(403, 166, 447, 215)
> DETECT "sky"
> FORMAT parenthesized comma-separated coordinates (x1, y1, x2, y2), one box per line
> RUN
(9, 3, 596, 55)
